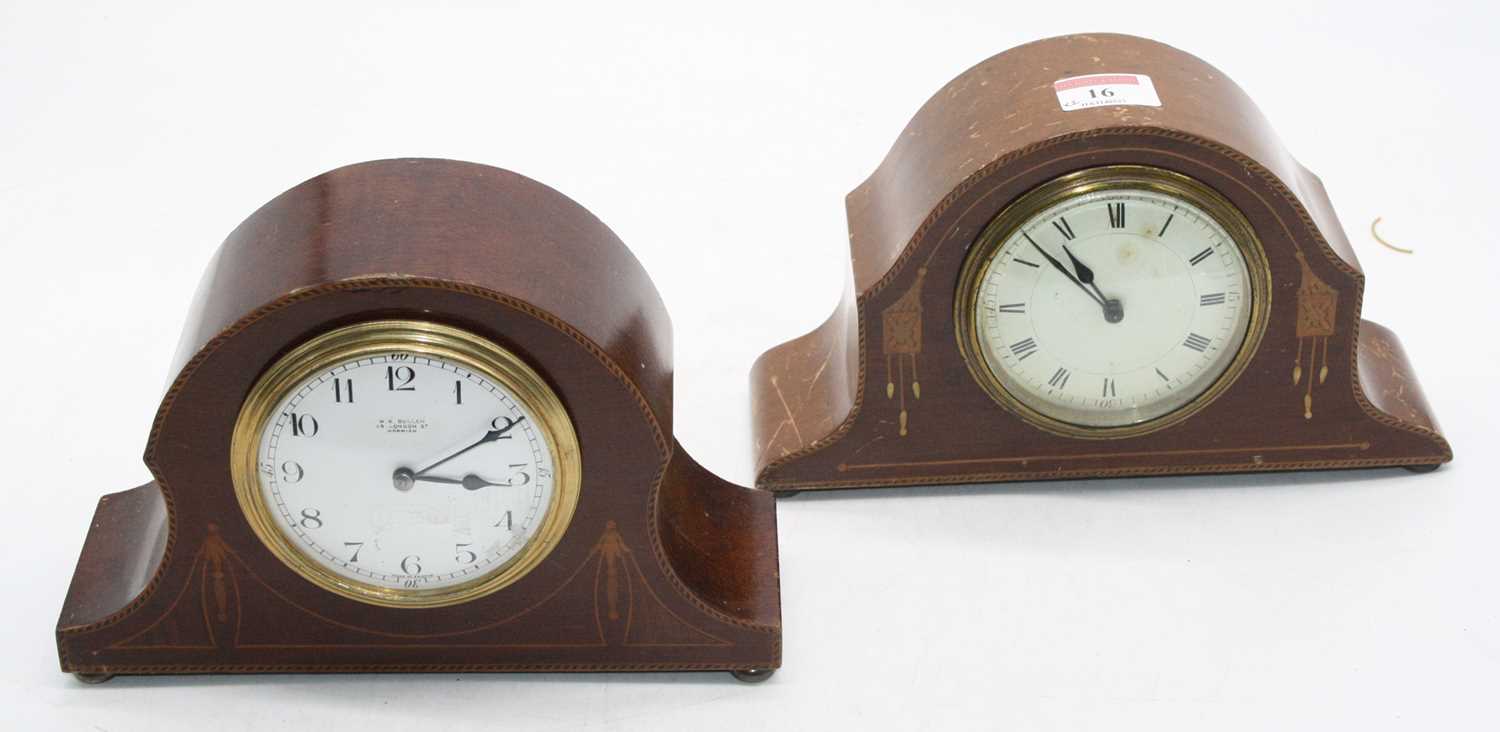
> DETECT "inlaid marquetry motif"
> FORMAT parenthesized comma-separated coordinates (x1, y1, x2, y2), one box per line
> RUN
(1293, 251, 1339, 419)
(586, 521, 729, 647)
(115, 525, 239, 651)
(109, 520, 727, 652)
(882, 267, 927, 436)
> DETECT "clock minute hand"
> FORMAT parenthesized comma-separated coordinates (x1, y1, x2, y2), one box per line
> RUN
(412, 416, 526, 477)
(1027, 236, 1106, 308)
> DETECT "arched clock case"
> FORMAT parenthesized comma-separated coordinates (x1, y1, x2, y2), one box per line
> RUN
(57, 159, 782, 680)
(750, 33, 1451, 491)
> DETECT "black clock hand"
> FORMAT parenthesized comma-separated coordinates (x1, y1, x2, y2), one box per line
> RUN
(460, 474, 505, 491)
(412, 416, 526, 477)
(1061, 245, 1106, 302)
(1062, 245, 1123, 323)
(1027, 236, 1106, 308)
(401, 472, 506, 491)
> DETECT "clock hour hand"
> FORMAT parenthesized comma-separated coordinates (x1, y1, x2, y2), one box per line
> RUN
(1061, 245, 1123, 323)
(1028, 237, 1106, 308)
(398, 472, 504, 491)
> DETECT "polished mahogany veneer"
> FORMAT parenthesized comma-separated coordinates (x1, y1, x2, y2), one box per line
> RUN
(58, 159, 781, 680)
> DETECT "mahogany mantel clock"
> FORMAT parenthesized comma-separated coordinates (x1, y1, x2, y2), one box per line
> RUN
(57, 159, 781, 681)
(750, 33, 1451, 491)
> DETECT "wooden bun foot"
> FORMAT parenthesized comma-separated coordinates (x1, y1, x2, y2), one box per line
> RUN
(731, 668, 775, 683)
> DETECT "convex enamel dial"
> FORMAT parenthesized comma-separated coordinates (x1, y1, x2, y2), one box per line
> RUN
(959, 166, 1269, 435)
(231, 320, 582, 608)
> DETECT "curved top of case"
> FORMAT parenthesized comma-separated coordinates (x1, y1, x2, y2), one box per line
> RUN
(846, 32, 1360, 292)
(169, 158, 675, 428)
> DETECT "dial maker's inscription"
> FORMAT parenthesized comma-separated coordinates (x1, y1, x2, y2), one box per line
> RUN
(376, 418, 429, 434)
(256, 352, 557, 592)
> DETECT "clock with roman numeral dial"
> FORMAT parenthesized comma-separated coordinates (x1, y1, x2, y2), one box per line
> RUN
(957, 165, 1270, 437)
(231, 319, 582, 608)
(750, 34, 1450, 492)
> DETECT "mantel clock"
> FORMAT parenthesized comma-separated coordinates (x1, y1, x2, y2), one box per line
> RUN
(750, 34, 1450, 491)
(58, 159, 781, 681)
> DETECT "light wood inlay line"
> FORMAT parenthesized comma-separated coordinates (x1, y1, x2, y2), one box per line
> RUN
(837, 442, 1371, 471)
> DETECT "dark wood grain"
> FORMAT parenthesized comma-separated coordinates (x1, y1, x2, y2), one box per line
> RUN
(750, 33, 1450, 491)
(57, 159, 780, 677)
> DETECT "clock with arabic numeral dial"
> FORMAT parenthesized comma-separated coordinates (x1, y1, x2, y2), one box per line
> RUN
(750, 33, 1450, 492)
(58, 159, 781, 683)
(233, 320, 580, 608)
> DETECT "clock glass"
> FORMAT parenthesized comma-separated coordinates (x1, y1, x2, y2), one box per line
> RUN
(230, 320, 581, 608)
(958, 166, 1269, 436)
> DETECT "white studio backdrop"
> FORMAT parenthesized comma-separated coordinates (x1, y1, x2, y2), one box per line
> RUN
(2, 1, 1497, 729)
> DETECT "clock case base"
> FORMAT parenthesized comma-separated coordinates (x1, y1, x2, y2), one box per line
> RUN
(57, 159, 781, 678)
(59, 453, 779, 677)
(749, 34, 1450, 492)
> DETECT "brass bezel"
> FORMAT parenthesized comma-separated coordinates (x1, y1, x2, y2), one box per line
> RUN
(954, 165, 1271, 440)
(229, 320, 582, 609)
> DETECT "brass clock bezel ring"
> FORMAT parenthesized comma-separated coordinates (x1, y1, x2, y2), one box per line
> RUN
(954, 165, 1272, 440)
(229, 319, 583, 609)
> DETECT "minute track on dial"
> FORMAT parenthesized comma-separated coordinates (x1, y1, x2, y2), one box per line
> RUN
(962, 170, 1258, 433)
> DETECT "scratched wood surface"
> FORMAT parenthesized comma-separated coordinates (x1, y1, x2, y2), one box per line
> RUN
(749, 34, 1450, 491)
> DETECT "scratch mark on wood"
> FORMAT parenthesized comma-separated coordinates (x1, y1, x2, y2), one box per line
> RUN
(770, 375, 804, 447)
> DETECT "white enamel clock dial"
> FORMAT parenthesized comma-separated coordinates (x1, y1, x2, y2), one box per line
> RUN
(968, 174, 1257, 431)
(232, 321, 580, 608)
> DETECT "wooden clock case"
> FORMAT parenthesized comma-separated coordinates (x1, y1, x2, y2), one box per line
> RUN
(57, 159, 781, 680)
(750, 33, 1451, 492)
